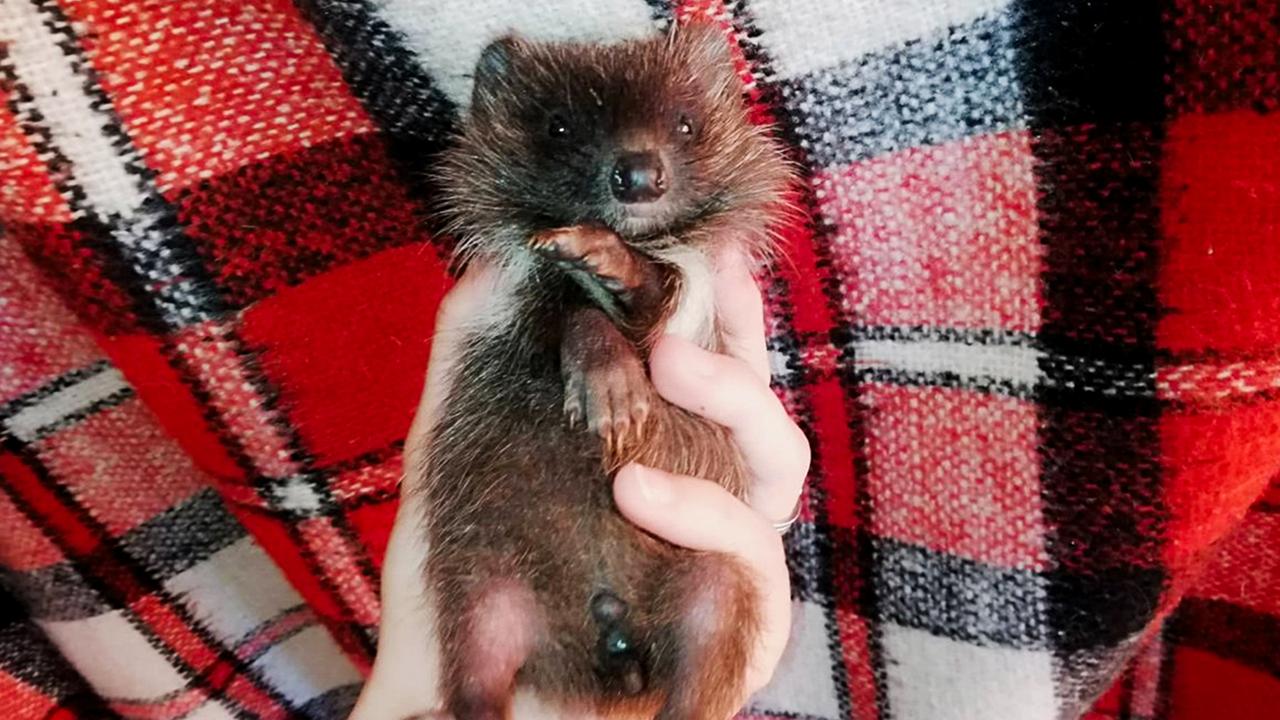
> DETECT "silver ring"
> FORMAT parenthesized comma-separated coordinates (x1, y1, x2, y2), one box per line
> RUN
(772, 496, 803, 535)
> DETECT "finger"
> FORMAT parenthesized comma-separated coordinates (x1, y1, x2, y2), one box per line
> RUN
(712, 245, 770, 383)
(649, 335, 810, 522)
(406, 261, 503, 476)
(350, 492, 442, 719)
(361, 265, 507, 718)
(615, 464, 776, 554)
(613, 464, 791, 693)
(433, 260, 503, 335)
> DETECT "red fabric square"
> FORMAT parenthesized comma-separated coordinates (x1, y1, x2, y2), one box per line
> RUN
(1166, 0, 1280, 115)
(1187, 509, 1280, 617)
(34, 399, 207, 536)
(240, 244, 449, 468)
(815, 131, 1041, 332)
(1158, 112, 1280, 355)
(0, 239, 102, 403)
(0, 86, 68, 224)
(61, 0, 373, 194)
(863, 384, 1047, 570)
(1168, 648, 1280, 720)
(174, 135, 429, 309)
(1161, 400, 1280, 570)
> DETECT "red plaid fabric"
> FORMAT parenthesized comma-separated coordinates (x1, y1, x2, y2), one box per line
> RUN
(1, 1, 1276, 718)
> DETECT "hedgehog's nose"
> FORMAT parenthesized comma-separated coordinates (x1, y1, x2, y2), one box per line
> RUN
(610, 152, 667, 203)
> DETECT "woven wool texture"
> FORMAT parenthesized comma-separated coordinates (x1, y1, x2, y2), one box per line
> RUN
(1, 0, 1278, 718)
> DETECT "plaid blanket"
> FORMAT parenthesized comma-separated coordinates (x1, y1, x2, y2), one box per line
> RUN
(1, 0, 1277, 718)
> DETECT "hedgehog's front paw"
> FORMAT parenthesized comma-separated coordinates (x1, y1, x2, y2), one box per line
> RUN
(563, 348, 652, 451)
(529, 225, 634, 294)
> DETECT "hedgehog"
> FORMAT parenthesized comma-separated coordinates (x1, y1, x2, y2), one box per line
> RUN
(420, 21, 795, 720)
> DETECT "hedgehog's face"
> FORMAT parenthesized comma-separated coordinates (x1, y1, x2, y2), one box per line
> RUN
(450, 23, 782, 244)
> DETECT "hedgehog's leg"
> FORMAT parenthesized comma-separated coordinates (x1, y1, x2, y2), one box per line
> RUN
(654, 558, 759, 720)
(529, 225, 673, 324)
(560, 306, 652, 452)
(439, 581, 537, 720)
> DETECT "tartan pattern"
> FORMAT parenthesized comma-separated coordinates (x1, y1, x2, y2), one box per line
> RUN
(0, 0, 1276, 718)
(0, 227, 362, 717)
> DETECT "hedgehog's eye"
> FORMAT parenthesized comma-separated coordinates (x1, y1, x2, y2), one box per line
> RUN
(677, 114, 694, 137)
(548, 114, 570, 138)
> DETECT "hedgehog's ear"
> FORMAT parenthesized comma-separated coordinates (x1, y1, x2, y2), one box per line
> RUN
(472, 35, 523, 109)
(674, 21, 739, 94)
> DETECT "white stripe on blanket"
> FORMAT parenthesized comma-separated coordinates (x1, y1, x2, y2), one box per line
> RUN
(0, 2, 147, 216)
(750, 0, 1014, 79)
(855, 337, 1043, 391)
(0, 1, 220, 327)
(3, 366, 129, 442)
(368, 0, 660, 106)
(882, 623, 1059, 720)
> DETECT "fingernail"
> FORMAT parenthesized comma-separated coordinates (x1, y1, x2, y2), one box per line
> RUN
(626, 464, 674, 505)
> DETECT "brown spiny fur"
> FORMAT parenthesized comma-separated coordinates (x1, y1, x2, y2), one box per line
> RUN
(420, 21, 796, 720)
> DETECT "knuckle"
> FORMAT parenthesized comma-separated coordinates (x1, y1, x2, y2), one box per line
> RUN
(715, 358, 767, 408)
(730, 355, 769, 394)
(707, 499, 739, 530)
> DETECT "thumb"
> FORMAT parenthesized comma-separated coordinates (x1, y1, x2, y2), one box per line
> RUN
(612, 463, 791, 694)
(613, 463, 779, 559)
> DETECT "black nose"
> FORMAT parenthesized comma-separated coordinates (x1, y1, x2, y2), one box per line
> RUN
(610, 152, 667, 203)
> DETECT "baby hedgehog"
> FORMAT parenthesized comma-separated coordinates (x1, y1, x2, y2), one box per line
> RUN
(423, 21, 795, 720)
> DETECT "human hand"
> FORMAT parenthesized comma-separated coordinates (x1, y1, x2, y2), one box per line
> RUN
(350, 247, 810, 718)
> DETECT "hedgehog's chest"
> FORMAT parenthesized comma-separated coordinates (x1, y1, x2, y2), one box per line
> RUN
(653, 245, 718, 350)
